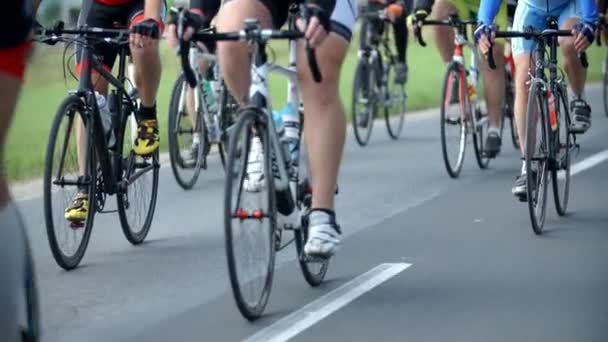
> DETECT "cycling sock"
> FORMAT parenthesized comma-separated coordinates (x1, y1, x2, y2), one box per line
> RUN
(488, 126, 501, 135)
(193, 133, 201, 145)
(521, 161, 526, 175)
(137, 103, 157, 121)
(310, 208, 335, 220)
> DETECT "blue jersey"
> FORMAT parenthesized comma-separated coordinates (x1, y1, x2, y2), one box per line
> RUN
(479, 0, 598, 26)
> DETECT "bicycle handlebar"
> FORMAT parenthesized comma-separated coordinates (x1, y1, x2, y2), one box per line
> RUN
(35, 21, 130, 46)
(175, 7, 322, 89)
(413, 17, 477, 47)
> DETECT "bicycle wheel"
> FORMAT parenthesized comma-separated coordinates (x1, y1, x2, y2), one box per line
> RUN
(552, 86, 571, 216)
(525, 85, 549, 235)
(294, 212, 330, 287)
(352, 59, 378, 146)
(603, 51, 608, 117)
(23, 237, 40, 342)
(440, 62, 467, 178)
(217, 79, 239, 168)
(472, 105, 491, 169)
(168, 74, 205, 190)
(384, 61, 406, 139)
(224, 108, 276, 320)
(504, 70, 520, 149)
(43, 95, 96, 270)
(117, 98, 160, 245)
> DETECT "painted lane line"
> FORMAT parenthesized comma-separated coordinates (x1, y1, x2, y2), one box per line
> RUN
(243, 262, 411, 342)
(558, 149, 608, 180)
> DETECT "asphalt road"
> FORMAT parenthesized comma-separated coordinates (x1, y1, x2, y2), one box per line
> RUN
(15, 85, 608, 342)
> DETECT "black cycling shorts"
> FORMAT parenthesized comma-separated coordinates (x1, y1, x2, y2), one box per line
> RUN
(0, 0, 33, 49)
(76, 0, 166, 72)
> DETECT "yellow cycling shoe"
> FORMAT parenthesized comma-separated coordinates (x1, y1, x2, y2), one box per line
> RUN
(65, 192, 89, 222)
(133, 119, 160, 156)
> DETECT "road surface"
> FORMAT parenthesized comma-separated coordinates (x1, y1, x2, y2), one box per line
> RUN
(15, 85, 608, 342)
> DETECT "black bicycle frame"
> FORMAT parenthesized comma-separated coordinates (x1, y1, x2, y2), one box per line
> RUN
(77, 36, 137, 195)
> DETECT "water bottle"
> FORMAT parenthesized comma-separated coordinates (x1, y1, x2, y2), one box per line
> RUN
(547, 90, 557, 131)
(279, 103, 300, 166)
(200, 79, 217, 112)
(272, 108, 285, 138)
(95, 92, 116, 148)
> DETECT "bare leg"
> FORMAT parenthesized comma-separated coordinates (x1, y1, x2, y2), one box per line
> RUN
(130, 39, 161, 108)
(480, 42, 506, 129)
(215, 0, 273, 105)
(431, 1, 457, 63)
(559, 18, 586, 96)
(0, 75, 21, 208)
(514, 54, 531, 158)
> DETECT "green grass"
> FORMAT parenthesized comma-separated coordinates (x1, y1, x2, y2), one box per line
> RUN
(6, 37, 606, 182)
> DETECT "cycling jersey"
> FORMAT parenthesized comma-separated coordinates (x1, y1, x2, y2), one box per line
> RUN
(415, 0, 508, 28)
(479, 0, 598, 25)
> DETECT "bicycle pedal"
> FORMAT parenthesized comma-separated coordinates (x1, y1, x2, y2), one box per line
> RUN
(69, 221, 85, 229)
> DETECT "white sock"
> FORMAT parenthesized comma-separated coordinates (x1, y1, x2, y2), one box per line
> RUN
(521, 161, 527, 175)
(193, 133, 200, 145)
(488, 126, 501, 136)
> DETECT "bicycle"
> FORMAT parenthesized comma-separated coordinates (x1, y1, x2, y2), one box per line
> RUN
(168, 45, 238, 189)
(491, 17, 584, 234)
(414, 14, 492, 178)
(177, 6, 328, 320)
(38, 23, 160, 270)
(352, 6, 407, 146)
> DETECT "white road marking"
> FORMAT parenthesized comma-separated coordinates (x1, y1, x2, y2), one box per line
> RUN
(243, 263, 411, 342)
(559, 149, 608, 180)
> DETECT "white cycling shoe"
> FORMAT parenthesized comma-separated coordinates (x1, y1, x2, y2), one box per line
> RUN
(244, 136, 265, 192)
(304, 210, 341, 258)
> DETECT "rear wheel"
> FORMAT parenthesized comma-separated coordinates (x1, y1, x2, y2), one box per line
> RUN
(525, 85, 549, 235)
(117, 97, 160, 245)
(504, 71, 520, 149)
(552, 86, 571, 216)
(472, 105, 491, 169)
(440, 63, 467, 178)
(352, 59, 378, 146)
(43, 95, 96, 270)
(217, 79, 239, 169)
(384, 61, 406, 139)
(168, 74, 205, 189)
(224, 108, 275, 320)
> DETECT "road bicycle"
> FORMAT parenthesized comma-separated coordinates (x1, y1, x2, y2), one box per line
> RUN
(168, 45, 238, 189)
(492, 17, 583, 234)
(352, 6, 407, 146)
(38, 23, 159, 270)
(415, 14, 492, 178)
(177, 5, 329, 320)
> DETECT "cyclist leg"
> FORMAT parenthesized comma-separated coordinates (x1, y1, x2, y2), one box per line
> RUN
(0, 2, 37, 340)
(429, 0, 458, 63)
(130, 0, 165, 156)
(392, 0, 410, 84)
(479, 4, 507, 157)
(298, 0, 356, 257)
(557, 3, 591, 134)
(510, 3, 546, 199)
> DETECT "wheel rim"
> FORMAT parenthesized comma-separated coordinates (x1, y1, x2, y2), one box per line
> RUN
(526, 91, 549, 234)
(385, 63, 406, 139)
(440, 66, 467, 177)
(225, 111, 274, 319)
(352, 61, 377, 146)
(552, 88, 571, 215)
(44, 99, 95, 268)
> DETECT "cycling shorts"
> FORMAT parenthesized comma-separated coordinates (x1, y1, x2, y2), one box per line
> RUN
(76, 0, 167, 73)
(444, 0, 509, 29)
(0, 0, 33, 80)
(226, 0, 358, 42)
(512, 0, 579, 55)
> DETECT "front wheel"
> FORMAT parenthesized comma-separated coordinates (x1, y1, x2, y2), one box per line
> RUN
(352, 59, 378, 146)
(472, 106, 491, 170)
(117, 99, 160, 245)
(525, 85, 549, 235)
(43, 95, 96, 270)
(440, 63, 467, 178)
(384, 62, 406, 139)
(224, 108, 276, 320)
(551, 86, 572, 216)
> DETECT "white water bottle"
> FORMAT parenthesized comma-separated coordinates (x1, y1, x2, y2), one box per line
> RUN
(279, 103, 299, 165)
(95, 92, 116, 148)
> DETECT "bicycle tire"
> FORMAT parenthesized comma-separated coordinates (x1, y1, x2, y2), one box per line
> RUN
(472, 105, 491, 169)
(525, 85, 549, 235)
(552, 85, 571, 216)
(603, 51, 608, 117)
(168, 74, 204, 190)
(43, 95, 96, 270)
(352, 59, 377, 146)
(22, 237, 40, 342)
(224, 108, 276, 320)
(294, 214, 329, 287)
(117, 95, 159, 245)
(384, 61, 406, 140)
(440, 62, 467, 178)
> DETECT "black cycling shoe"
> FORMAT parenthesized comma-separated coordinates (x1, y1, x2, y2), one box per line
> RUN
(570, 98, 591, 134)
(394, 63, 408, 85)
(484, 131, 502, 158)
